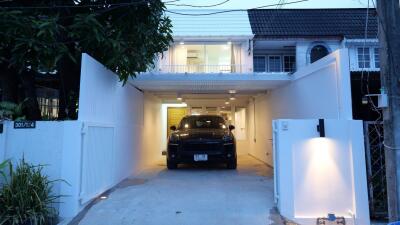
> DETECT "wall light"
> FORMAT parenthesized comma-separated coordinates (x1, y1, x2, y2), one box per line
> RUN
(317, 119, 325, 138)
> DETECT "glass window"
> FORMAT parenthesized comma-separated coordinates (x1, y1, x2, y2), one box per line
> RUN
(374, 48, 380, 68)
(253, 56, 266, 72)
(310, 45, 329, 63)
(174, 44, 232, 73)
(283, 56, 296, 73)
(179, 116, 226, 129)
(268, 56, 282, 72)
(358, 47, 371, 68)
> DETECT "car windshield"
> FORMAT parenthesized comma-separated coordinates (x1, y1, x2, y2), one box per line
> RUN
(179, 116, 226, 129)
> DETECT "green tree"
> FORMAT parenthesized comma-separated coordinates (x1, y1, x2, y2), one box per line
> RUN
(0, 0, 173, 120)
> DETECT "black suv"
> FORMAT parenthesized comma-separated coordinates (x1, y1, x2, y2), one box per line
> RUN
(167, 115, 237, 169)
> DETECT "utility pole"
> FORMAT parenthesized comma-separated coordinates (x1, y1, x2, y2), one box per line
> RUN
(377, 0, 400, 222)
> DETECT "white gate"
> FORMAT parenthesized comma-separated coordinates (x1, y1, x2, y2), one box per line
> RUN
(79, 122, 115, 204)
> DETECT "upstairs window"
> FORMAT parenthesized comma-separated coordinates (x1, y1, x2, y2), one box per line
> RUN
(253, 56, 266, 72)
(268, 56, 282, 72)
(374, 48, 380, 68)
(310, 45, 329, 63)
(283, 56, 296, 73)
(357, 47, 371, 68)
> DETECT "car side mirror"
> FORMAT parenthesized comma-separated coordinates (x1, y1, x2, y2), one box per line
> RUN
(229, 125, 235, 130)
(170, 125, 177, 131)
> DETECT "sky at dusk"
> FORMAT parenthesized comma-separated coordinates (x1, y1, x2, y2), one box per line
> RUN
(166, 0, 370, 9)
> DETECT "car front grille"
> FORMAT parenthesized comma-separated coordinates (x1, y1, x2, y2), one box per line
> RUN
(182, 142, 223, 152)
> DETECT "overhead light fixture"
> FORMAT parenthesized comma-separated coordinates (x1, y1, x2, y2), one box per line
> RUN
(177, 93, 182, 101)
(317, 119, 325, 138)
(179, 41, 184, 45)
(227, 41, 232, 45)
(100, 195, 108, 200)
(229, 94, 236, 101)
(225, 101, 230, 105)
(228, 90, 237, 94)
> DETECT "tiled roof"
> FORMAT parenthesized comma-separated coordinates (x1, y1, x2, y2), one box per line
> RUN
(248, 8, 378, 39)
(166, 10, 253, 37)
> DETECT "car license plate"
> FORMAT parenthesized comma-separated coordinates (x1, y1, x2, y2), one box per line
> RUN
(194, 154, 208, 161)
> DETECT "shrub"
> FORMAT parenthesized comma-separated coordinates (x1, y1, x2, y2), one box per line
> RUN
(0, 101, 26, 121)
(0, 159, 60, 225)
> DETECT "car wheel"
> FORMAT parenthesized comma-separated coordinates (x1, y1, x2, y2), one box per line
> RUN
(167, 160, 178, 169)
(227, 159, 237, 170)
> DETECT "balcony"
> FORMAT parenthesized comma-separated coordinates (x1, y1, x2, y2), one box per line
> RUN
(154, 43, 253, 74)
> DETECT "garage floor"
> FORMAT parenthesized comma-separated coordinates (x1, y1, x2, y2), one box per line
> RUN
(77, 155, 276, 225)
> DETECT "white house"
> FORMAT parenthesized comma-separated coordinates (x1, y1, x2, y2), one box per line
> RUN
(0, 8, 379, 225)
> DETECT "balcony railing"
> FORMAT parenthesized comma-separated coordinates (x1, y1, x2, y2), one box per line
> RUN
(158, 64, 244, 74)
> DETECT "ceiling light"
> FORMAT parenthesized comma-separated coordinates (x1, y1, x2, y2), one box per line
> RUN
(227, 41, 232, 45)
(225, 101, 230, 105)
(100, 196, 108, 200)
(177, 94, 182, 101)
(179, 41, 184, 45)
(229, 94, 236, 101)
(228, 90, 237, 94)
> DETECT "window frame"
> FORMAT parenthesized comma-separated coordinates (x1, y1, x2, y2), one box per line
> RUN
(357, 47, 371, 69)
(374, 47, 380, 69)
(253, 55, 267, 72)
(268, 55, 282, 72)
(283, 55, 296, 73)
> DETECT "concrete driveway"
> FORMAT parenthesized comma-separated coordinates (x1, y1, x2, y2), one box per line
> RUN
(77, 155, 276, 225)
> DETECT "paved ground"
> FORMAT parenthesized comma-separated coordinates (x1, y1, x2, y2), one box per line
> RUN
(77, 155, 276, 225)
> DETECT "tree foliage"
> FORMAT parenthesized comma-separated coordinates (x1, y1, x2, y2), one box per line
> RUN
(0, 0, 173, 83)
(0, 0, 172, 120)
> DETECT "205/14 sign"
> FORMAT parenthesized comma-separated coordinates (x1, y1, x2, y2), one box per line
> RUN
(14, 121, 36, 129)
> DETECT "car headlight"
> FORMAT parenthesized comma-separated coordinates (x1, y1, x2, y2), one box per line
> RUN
(222, 134, 233, 142)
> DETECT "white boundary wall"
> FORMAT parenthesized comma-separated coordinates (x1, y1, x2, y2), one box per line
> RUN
(0, 54, 164, 220)
(273, 119, 369, 225)
(247, 49, 353, 165)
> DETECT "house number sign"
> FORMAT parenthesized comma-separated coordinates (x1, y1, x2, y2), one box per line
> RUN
(14, 121, 36, 129)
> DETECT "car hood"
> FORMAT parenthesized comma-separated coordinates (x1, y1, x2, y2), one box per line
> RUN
(175, 129, 228, 140)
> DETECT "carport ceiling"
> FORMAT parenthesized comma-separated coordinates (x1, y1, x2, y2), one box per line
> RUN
(151, 92, 262, 106)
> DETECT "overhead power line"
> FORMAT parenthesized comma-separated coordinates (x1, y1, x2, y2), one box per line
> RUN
(166, 0, 231, 8)
(165, 0, 309, 16)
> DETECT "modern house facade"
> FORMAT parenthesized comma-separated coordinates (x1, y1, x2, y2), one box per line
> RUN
(0, 8, 381, 225)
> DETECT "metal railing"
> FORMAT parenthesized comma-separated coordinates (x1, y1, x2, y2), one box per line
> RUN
(158, 64, 244, 73)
